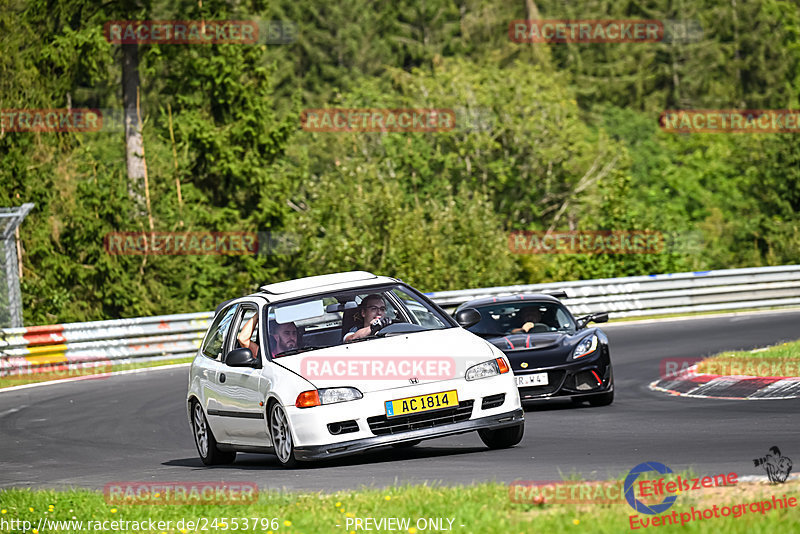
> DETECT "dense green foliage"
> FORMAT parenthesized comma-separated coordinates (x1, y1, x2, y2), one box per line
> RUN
(0, 0, 798, 324)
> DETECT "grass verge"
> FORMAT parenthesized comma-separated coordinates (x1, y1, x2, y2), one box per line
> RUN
(697, 340, 800, 378)
(0, 478, 797, 534)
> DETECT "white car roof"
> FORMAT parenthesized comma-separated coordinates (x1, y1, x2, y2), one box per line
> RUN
(256, 271, 401, 303)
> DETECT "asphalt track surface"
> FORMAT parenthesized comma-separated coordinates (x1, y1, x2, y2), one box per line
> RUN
(1, 310, 799, 492)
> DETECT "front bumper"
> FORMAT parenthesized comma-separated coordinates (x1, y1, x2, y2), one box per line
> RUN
(294, 407, 524, 461)
(515, 359, 613, 401)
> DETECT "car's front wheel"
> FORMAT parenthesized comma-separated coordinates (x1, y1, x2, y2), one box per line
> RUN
(191, 401, 236, 465)
(478, 423, 524, 449)
(269, 403, 298, 468)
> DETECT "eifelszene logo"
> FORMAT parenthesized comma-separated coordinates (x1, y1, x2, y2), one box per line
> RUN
(625, 461, 738, 519)
(624, 462, 679, 515)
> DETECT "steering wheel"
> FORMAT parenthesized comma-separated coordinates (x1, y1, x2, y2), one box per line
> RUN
(376, 322, 428, 336)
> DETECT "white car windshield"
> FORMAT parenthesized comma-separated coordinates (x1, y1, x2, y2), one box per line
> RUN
(266, 284, 453, 357)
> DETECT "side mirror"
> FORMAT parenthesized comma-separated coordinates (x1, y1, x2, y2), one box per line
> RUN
(577, 312, 609, 329)
(226, 347, 258, 367)
(454, 308, 481, 329)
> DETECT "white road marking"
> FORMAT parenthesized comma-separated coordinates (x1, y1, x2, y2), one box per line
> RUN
(603, 307, 800, 328)
(0, 405, 28, 417)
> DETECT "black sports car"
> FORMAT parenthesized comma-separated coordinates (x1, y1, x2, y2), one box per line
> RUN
(453, 293, 613, 406)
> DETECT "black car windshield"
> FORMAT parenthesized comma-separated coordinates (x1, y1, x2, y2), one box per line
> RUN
(265, 284, 453, 357)
(466, 301, 576, 336)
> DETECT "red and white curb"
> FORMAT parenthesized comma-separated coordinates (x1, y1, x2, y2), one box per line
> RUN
(650, 365, 800, 400)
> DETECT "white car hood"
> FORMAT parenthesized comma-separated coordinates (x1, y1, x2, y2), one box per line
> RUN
(274, 327, 497, 393)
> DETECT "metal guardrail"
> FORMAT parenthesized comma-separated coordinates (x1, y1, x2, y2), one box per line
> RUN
(0, 312, 212, 375)
(1, 265, 799, 376)
(428, 265, 800, 316)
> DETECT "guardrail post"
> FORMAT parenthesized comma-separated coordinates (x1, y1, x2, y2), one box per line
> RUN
(0, 203, 34, 328)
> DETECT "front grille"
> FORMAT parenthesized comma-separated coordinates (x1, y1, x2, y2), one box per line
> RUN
(481, 393, 505, 410)
(327, 420, 359, 435)
(367, 400, 474, 436)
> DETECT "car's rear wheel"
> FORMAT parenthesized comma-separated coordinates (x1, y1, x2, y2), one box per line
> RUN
(191, 401, 236, 465)
(269, 403, 298, 468)
(588, 389, 614, 407)
(391, 440, 422, 448)
(478, 423, 524, 449)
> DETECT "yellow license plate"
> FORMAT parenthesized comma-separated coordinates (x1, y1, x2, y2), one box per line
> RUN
(384, 390, 458, 418)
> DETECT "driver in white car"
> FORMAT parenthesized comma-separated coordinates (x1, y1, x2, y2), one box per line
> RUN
(344, 293, 392, 342)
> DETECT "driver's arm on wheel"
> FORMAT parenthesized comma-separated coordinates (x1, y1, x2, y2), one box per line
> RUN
(344, 317, 391, 343)
(344, 325, 372, 343)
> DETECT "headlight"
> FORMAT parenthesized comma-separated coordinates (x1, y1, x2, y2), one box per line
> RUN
(295, 387, 363, 408)
(466, 357, 510, 381)
(573, 335, 598, 359)
(319, 387, 363, 404)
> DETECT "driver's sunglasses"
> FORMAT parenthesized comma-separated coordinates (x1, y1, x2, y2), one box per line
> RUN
(365, 305, 387, 313)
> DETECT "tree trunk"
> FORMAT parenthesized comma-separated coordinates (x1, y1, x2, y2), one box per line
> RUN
(523, 0, 551, 67)
(122, 43, 148, 218)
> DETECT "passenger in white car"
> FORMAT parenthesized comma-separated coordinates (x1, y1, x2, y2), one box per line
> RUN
(237, 314, 260, 359)
(270, 321, 299, 356)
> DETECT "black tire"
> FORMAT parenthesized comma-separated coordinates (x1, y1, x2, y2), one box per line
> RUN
(478, 423, 524, 449)
(191, 401, 237, 465)
(268, 402, 299, 468)
(588, 389, 614, 407)
(391, 440, 422, 448)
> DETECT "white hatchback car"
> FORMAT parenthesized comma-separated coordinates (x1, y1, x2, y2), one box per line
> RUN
(187, 271, 524, 467)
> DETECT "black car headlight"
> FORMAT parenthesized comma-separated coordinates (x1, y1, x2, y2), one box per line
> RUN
(572, 335, 599, 359)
